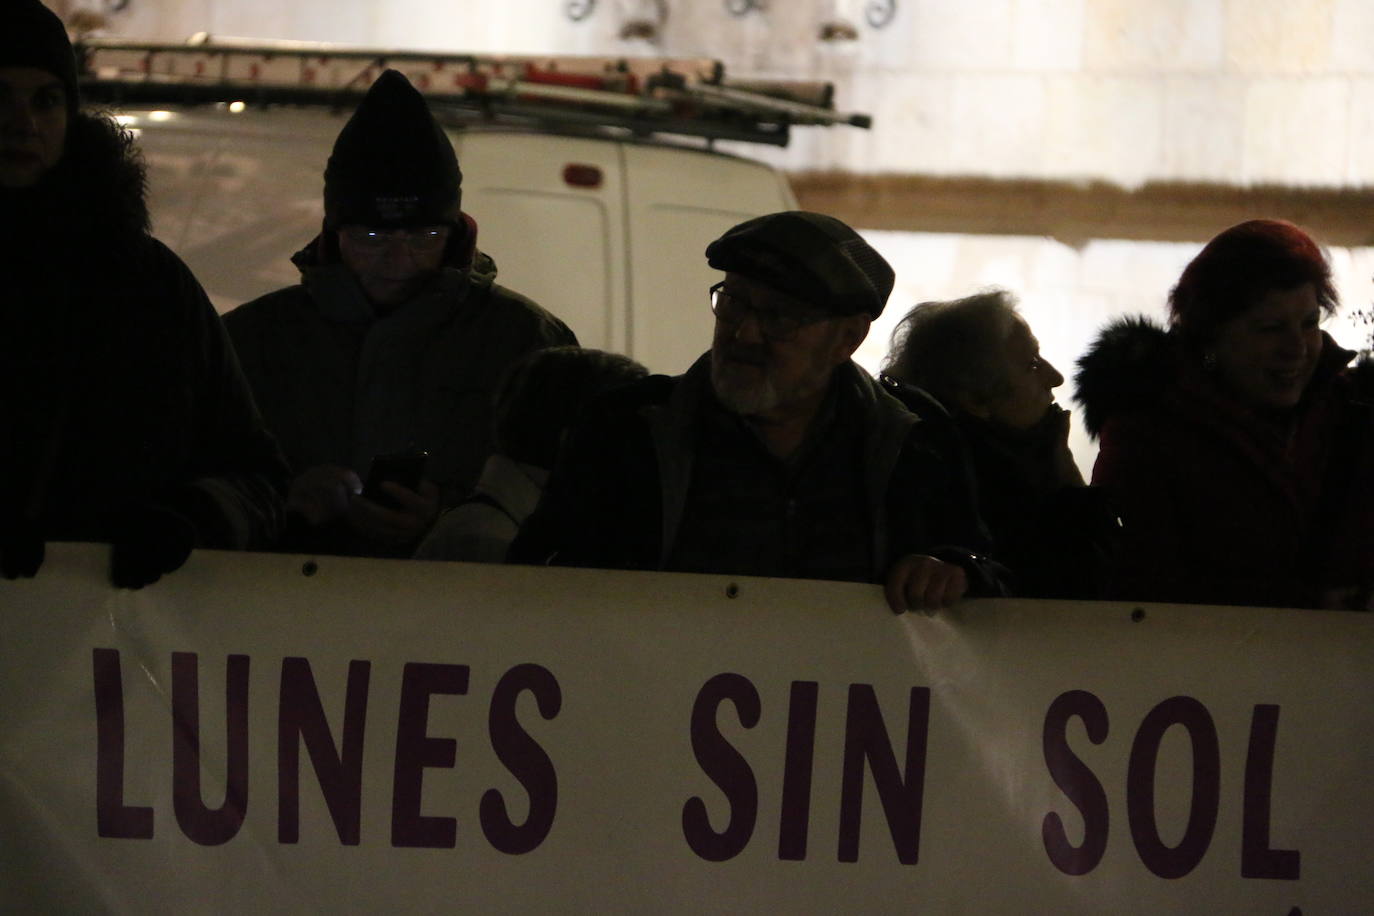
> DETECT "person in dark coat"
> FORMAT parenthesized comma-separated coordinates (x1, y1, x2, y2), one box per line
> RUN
(881, 290, 1117, 599)
(414, 347, 648, 563)
(0, 0, 289, 587)
(510, 211, 1008, 613)
(1075, 219, 1374, 610)
(224, 70, 576, 558)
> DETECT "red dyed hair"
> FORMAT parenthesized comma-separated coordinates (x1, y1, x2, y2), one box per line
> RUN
(1168, 219, 1338, 346)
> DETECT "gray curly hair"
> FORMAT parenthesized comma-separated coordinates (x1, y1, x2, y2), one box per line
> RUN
(882, 289, 1022, 408)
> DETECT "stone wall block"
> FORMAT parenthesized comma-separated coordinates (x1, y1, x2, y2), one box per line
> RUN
(1041, 75, 1165, 183)
(866, 72, 959, 173)
(872, 0, 1017, 71)
(1078, 237, 1192, 302)
(1011, 0, 1087, 71)
(1344, 78, 1374, 185)
(1026, 236, 1082, 290)
(1226, 0, 1335, 74)
(1083, 0, 1224, 73)
(1160, 76, 1247, 182)
(944, 75, 1049, 176)
(1330, 0, 1374, 74)
(1242, 77, 1349, 185)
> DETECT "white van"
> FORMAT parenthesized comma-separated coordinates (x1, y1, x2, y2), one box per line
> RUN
(87, 41, 856, 374)
(122, 110, 792, 375)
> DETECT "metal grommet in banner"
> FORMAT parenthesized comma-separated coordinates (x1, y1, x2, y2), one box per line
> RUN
(1130, 607, 1146, 623)
(725, 583, 740, 599)
(302, 560, 319, 577)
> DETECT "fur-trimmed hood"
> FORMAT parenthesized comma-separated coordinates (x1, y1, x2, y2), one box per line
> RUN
(1072, 315, 1175, 439)
(1073, 313, 1368, 439)
(1, 110, 149, 255)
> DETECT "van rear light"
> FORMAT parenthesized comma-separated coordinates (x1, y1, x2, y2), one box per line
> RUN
(563, 164, 603, 188)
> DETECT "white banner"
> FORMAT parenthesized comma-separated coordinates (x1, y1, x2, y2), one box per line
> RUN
(2, 543, 1371, 912)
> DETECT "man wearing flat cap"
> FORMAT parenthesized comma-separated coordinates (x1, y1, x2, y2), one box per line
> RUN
(511, 211, 1004, 613)
(224, 69, 576, 557)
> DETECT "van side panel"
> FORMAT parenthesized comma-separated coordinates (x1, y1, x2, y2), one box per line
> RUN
(622, 145, 798, 374)
(453, 133, 627, 356)
(129, 108, 799, 374)
(134, 110, 338, 312)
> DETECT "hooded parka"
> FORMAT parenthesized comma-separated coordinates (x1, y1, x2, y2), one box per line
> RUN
(1075, 316, 1374, 609)
(1, 112, 289, 558)
(223, 232, 575, 555)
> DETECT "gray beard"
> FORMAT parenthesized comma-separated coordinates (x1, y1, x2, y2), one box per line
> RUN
(710, 360, 782, 416)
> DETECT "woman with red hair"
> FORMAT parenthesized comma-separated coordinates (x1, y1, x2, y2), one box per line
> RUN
(1075, 219, 1373, 610)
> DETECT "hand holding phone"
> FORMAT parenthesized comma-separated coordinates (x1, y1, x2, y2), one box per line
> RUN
(288, 465, 364, 525)
(352, 451, 439, 548)
(362, 450, 429, 510)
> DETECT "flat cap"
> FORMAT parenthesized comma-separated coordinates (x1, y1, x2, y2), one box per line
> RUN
(705, 210, 894, 318)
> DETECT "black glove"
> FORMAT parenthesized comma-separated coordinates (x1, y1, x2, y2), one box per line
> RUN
(1, 518, 44, 579)
(109, 504, 198, 589)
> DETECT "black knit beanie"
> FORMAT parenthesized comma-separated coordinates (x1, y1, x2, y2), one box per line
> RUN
(323, 69, 462, 229)
(0, 0, 80, 116)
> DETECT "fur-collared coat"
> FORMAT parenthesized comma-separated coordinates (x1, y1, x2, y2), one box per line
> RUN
(1075, 316, 1374, 609)
(1, 112, 289, 549)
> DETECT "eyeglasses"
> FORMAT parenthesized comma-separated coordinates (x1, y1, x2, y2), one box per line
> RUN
(341, 225, 450, 254)
(709, 281, 829, 342)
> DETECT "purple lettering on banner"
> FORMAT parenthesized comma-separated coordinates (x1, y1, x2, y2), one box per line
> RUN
(1041, 689, 1110, 876)
(480, 663, 562, 855)
(682, 672, 761, 862)
(171, 652, 250, 846)
(837, 685, 929, 865)
(1241, 704, 1300, 880)
(1127, 695, 1220, 879)
(391, 662, 469, 848)
(777, 681, 819, 861)
(92, 648, 154, 839)
(277, 657, 371, 845)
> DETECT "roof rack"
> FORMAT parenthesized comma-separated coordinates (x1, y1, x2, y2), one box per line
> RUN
(76, 37, 871, 147)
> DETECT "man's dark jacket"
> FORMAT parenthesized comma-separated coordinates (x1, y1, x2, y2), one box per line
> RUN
(511, 355, 1008, 594)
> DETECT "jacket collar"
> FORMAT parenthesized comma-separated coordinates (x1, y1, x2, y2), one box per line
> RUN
(296, 260, 475, 324)
(1164, 332, 1355, 514)
(643, 355, 918, 573)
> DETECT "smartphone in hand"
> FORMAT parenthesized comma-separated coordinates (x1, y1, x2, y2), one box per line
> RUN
(362, 450, 428, 510)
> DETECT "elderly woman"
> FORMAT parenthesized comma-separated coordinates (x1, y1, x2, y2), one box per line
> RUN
(1075, 219, 1374, 610)
(881, 290, 1114, 599)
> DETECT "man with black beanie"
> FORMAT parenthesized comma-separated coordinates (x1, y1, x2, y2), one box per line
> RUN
(0, 0, 290, 586)
(224, 70, 575, 557)
(511, 211, 1006, 613)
